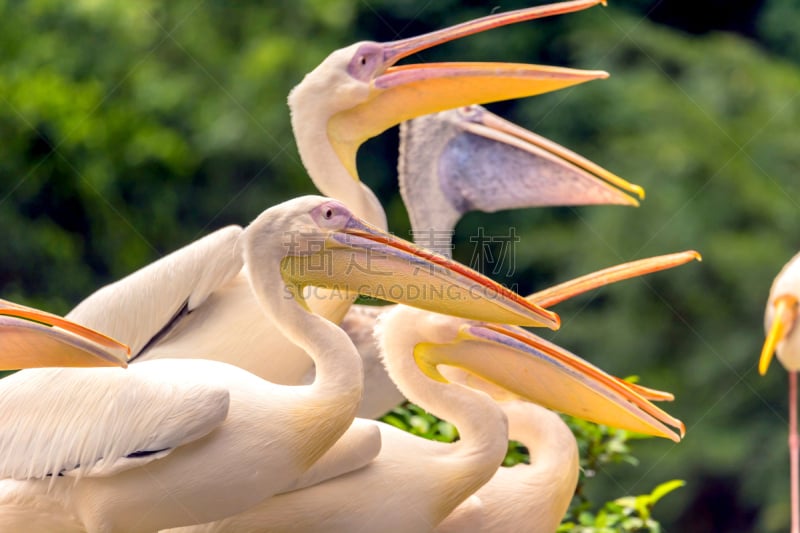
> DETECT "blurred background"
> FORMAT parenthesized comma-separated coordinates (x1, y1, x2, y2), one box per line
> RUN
(1, 0, 799, 530)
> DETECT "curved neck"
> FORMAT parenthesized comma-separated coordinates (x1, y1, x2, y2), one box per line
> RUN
(503, 401, 578, 491)
(398, 118, 461, 257)
(289, 87, 387, 231)
(241, 227, 363, 401)
(378, 308, 508, 464)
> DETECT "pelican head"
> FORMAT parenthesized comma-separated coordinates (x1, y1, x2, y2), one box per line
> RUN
(761, 253, 800, 375)
(400, 105, 646, 253)
(289, 0, 610, 223)
(241, 196, 559, 329)
(380, 305, 684, 442)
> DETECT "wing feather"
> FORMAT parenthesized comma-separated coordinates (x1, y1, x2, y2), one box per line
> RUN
(67, 225, 243, 357)
(0, 363, 229, 480)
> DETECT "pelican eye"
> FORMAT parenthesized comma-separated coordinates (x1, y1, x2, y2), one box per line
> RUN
(347, 43, 383, 82)
(457, 105, 482, 122)
(312, 201, 350, 229)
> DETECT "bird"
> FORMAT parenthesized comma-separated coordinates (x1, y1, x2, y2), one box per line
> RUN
(398, 104, 643, 257)
(279, 251, 699, 533)
(434, 400, 579, 533)
(330, 103, 649, 416)
(0, 298, 128, 369)
(163, 302, 683, 533)
(434, 355, 679, 533)
(759, 251, 800, 533)
(65, 0, 627, 415)
(0, 196, 557, 532)
(288, 0, 613, 229)
(333, 248, 702, 419)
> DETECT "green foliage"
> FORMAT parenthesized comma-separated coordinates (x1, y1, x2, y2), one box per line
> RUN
(559, 480, 685, 533)
(381, 403, 459, 443)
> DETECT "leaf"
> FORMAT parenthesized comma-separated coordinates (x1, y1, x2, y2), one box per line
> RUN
(649, 479, 686, 505)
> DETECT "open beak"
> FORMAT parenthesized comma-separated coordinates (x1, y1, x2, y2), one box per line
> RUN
(0, 299, 129, 369)
(529, 250, 702, 307)
(282, 214, 560, 329)
(329, 0, 609, 177)
(760, 294, 798, 376)
(453, 105, 645, 205)
(416, 322, 684, 441)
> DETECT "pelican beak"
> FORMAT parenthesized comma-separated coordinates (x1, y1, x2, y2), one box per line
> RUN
(416, 322, 684, 441)
(0, 299, 129, 369)
(281, 208, 560, 329)
(329, 0, 609, 178)
(529, 250, 702, 308)
(760, 294, 798, 376)
(453, 105, 645, 205)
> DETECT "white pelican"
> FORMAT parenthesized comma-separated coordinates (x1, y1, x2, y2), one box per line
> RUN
(399, 104, 643, 257)
(340, 103, 647, 416)
(340, 248, 702, 419)
(66, 0, 612, 386)
(163, 252, 698, 533)
(0, 196, 557, 532)
(434, 371, 678, 533)
(434, 400, 579, 533)
(759, 251, 800, 533)
(0, 299, 128, 369)
(290, 0, 612, 228)
(164, 302, 683, 533)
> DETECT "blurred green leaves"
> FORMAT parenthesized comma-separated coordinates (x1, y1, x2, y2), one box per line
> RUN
(559, 479, 685, 533)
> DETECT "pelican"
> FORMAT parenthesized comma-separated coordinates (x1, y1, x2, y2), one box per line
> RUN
(399, 104, 643, 257)
(164, 251, 697, 533)
(66, 0, 614, 389)
(341, 248, 701, 418)
(759, 251, 800, 533)
(434, 400, 579, 533)
(164, 302, 683, 533)
(65, 99, 644, 417)
(434, 371, 677, 533)
(290, 0, 614, 228)
(0, 196, 556, 532)
(338, 103, 647, 416)
(0, 299, 128, 369)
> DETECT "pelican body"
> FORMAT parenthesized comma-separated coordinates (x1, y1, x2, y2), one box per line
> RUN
(165, 299, 683, 533)
(0, 196, 555, 532)
(435, 401, 579, 533)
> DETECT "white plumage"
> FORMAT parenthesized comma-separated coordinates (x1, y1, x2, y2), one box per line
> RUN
(436, 401, 578, 533)
(0, 196, 555, 532)
(165, 302, 684, 533)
